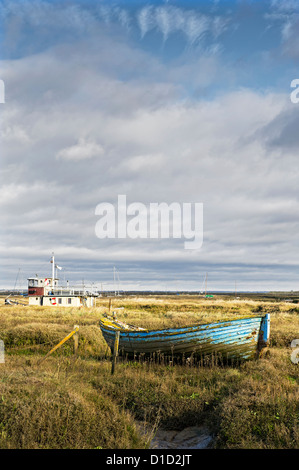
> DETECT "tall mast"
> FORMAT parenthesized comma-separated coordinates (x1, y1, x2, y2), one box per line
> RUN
(51, 252, 55, 289)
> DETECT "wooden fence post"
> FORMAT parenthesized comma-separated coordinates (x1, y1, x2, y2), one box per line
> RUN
(37, 325, 80, 365)
(111, 330, 120, 375)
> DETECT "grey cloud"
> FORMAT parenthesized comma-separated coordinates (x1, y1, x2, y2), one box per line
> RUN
(2, 54, 298, 290)
(255, 102, 299, 150)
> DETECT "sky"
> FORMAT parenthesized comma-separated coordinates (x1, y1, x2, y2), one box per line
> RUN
(1, 0, 299, 292)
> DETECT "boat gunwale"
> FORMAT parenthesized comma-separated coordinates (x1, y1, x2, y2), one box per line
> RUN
(99, 314, 265, 335)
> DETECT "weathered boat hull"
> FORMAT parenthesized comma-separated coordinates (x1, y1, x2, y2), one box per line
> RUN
(99, 314, 270, 361)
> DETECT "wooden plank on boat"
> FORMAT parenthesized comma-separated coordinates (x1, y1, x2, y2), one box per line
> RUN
(99, 314, 270, 362)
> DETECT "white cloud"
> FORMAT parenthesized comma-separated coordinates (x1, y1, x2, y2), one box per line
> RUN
(136, 5, 229, 44)
(56, 137, 104, 161)
(0, 124, 31, 144)
(1, 1, 230, 48)
(270, 0, 299, 12)
(267, 0, 299, 60)
(119, 153, 164, 173)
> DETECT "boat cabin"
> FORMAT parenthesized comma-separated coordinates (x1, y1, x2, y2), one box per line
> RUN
(27, 255, 98, 307)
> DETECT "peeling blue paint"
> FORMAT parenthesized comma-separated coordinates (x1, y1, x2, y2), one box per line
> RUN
(100, 314, 270, 361)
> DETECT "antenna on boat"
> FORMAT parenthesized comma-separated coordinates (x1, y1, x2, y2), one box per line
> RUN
(117, 269, 120, 295)
(113, 266, 120, 296)
(199, 274, 204, 295)
(113, 266, 116, 296)
(50, 252, 55, 290)
(13, 268, 21, 293)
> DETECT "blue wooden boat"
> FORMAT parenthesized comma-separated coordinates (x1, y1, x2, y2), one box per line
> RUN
(99, 314, 270, 361)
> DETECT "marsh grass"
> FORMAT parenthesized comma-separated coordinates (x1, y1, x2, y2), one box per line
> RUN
(0, 295, 298, 448)
(0, 356, 147, 449)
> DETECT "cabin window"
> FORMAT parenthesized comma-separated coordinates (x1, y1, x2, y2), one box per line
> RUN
(68, 298, 72, 304)
(58, 298, 62, 304)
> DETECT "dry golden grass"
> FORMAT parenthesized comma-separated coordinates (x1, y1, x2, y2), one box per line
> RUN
(0, 356, 148, 449)
(0, 294, 298, 449)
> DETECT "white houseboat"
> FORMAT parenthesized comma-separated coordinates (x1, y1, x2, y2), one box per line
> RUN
(28, 254, 98, 307)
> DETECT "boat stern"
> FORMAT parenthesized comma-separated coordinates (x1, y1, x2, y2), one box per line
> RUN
(258, 314, 270, 352)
